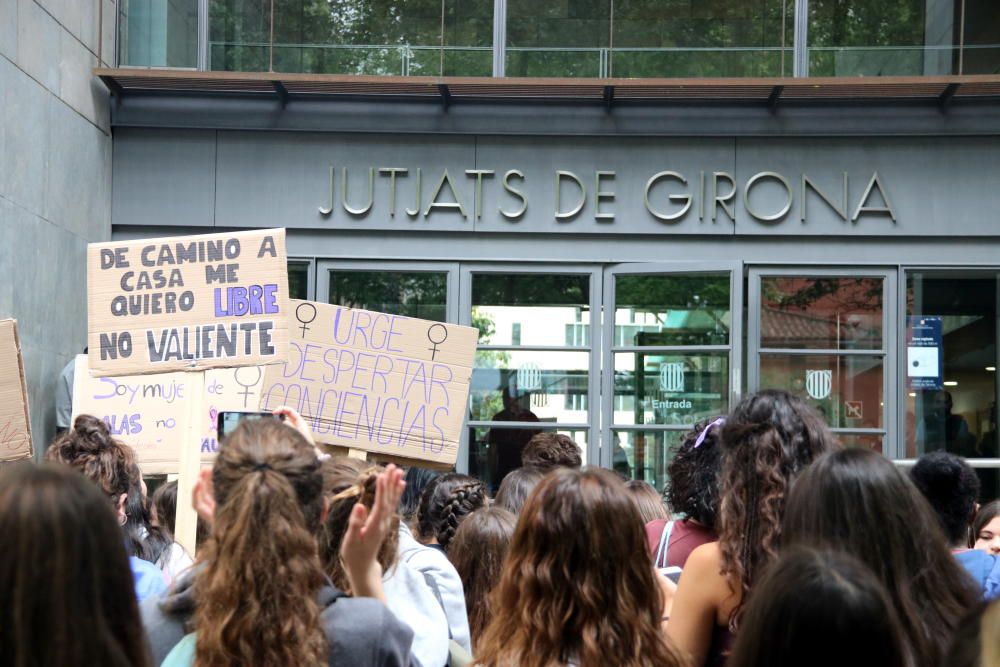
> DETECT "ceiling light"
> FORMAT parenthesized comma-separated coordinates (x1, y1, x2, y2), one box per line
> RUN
(988, 367, 996, 372)
(943, 381, 958, 387)
(908, 392, 916, 397)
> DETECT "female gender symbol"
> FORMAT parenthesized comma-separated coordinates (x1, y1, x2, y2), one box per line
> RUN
(295, 302, 318, 338)
(234, 367, 263, 408)
(427, 323, 449, 360)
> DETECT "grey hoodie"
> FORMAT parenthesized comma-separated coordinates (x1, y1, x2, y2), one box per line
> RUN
(141, 567, 420, 667)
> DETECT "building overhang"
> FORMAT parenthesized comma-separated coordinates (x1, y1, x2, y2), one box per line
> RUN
(94, 68, 1000, 137)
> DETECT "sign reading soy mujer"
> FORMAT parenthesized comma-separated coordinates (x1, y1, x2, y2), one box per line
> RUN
(88, 228, 289, 377)
(260, 300, 477, 468)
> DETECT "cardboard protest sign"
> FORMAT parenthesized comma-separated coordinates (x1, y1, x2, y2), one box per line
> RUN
(72, 356, 269, 473)
(72, 355, 199, 474)
(87, 228, 290, 377)
(260, 300, 477, 467)
(0, 320, 32, 462)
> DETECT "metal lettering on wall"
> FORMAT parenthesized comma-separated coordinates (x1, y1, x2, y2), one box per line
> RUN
(318, 166, 897, 226)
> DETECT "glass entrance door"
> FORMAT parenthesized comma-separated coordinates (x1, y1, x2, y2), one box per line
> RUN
(460, 264, 601, 491)
(601, 263, 743, 491)
(748, 268, 897, 453)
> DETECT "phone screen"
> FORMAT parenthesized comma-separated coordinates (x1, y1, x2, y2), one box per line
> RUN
(217, 411, 282, 440)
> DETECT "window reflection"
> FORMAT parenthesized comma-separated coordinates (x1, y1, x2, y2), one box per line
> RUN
(614, 274, 730, 347)
(760, 277, 883, 350)
(614, 353, 729, 426)
(468, 427, 587, 492)
(328, 270, 447, 321)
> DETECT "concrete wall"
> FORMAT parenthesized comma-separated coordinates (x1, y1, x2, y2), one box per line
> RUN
(0, 0, 114, 453)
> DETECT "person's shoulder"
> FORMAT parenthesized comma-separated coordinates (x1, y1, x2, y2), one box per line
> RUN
(321, 595, 415, 665)
(686, 541, 722, 570)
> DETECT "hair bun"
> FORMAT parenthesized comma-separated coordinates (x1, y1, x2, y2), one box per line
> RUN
(71, 414, 114, 454)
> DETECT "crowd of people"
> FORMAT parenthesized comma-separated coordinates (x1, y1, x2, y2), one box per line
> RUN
(3, 389, 1000, 666)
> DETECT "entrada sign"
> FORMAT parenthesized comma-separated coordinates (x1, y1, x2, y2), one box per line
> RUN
(319, 166, 896, 225)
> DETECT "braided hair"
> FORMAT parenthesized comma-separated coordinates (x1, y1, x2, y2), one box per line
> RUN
(416, 473, 488, 551)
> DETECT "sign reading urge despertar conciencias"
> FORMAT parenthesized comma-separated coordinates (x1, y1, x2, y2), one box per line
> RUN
(87, 228, 289, 377)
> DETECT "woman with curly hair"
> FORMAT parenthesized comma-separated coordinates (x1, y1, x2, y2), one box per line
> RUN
(476, 467, 685, 667)
(142, 415, 417, 667)
(667, 390, 838, 667)
(416, 472, 489, 553)
(646, 418, 723, 569)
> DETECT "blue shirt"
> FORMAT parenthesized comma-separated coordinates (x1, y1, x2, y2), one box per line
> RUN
(131, 556, 168, 602)
(954, 549, 1000, 600)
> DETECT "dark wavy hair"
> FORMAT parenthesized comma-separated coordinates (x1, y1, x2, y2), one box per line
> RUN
(521, 432, 582, 471)
(783, 448, 979, 667)
(494, 465, 545, 515)
(624, 479, 670, 524)
(318, 457, 399, 592)
(399, 466, 441, 523)
(416, 473, 488, 551)
(447, 507, 516, 648)
(0, 463, 152, 667)
(475, 468, 684, 667)
(194, 418, 326, 667)
(910, 450, 980, 546)
(728, 546, 909, 667)
(665, 418, 723, 526)
(45, 414, 133, 503)
(717, 390, 838, 630)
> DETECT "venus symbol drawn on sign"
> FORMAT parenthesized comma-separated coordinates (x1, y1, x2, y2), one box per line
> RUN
(427, 324, 448, 360)
(234, 367, 262, 408)
(296, 303, 318, 338)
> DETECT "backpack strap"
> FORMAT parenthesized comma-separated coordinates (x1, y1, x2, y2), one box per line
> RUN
(654, 520, 676, 569)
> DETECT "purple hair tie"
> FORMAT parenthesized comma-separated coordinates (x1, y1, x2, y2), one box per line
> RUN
(694, 417, 726, 448)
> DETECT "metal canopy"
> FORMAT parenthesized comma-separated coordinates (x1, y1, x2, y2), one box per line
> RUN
(95, 68, 1000, 108)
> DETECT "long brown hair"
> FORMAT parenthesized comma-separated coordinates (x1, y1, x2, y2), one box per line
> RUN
(0, 463, 152, 667)
(318, 457, 399, 592)
(783, 448, 979, 667)
(475, 468, 684, 667)
(194, 419, 326, 667)
(624, 479, 670, 524)
(448, 507, 516, 648)
(717, 389, 838, 630)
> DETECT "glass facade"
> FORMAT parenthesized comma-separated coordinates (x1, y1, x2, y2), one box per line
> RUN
(296, 261, 1000, 501)
(120, 0, 1000, 77)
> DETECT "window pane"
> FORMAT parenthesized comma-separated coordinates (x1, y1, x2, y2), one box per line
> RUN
(808, 0, 961, 76)
(209, 0, 270, 71)
(221, 0, 494, 75)
(905, 271, 999, 501)
(470, 351, 590, 423)
(505, 0, 610, 77)
(759, 353, 884, 429)
(120, 0, 199, 67)
(611, 0, 794, 78)
(472, 274, 591, 346)
(468, 426, 588, 492)
(963, 0, 1000, 75)
(615, 274, 730, 347)
(760, 277, 883, 350)
(288, 261, 309, 300)
(327, 271, 447, 321)
(614, 353, 729, 426)
(612, 430, 687, 491)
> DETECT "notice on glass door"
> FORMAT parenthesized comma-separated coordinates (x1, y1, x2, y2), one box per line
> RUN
(907, 316, 943, 390)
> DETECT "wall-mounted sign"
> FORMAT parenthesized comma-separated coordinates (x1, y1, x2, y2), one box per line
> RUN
(87, 228, 290, 377)
(907, 316, 943, 390)
(659, 362, 686, 393)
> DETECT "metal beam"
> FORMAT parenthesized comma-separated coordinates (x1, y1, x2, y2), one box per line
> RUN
(603, 85, 614, 110)
(438, 83, 452, 111)
(768, 84, 784, 112)
(793, 0, 809, 77)
(273, 80, 289, 107)
(939, 82, 960, 110)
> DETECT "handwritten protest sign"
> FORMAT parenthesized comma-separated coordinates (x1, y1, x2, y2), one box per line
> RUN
(0, 320, 32, 462)
(72, 355, 198, 474)
(87, 228, 290, 377)
(72, 356, 269, 473)
(260, 300, 477, 467)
